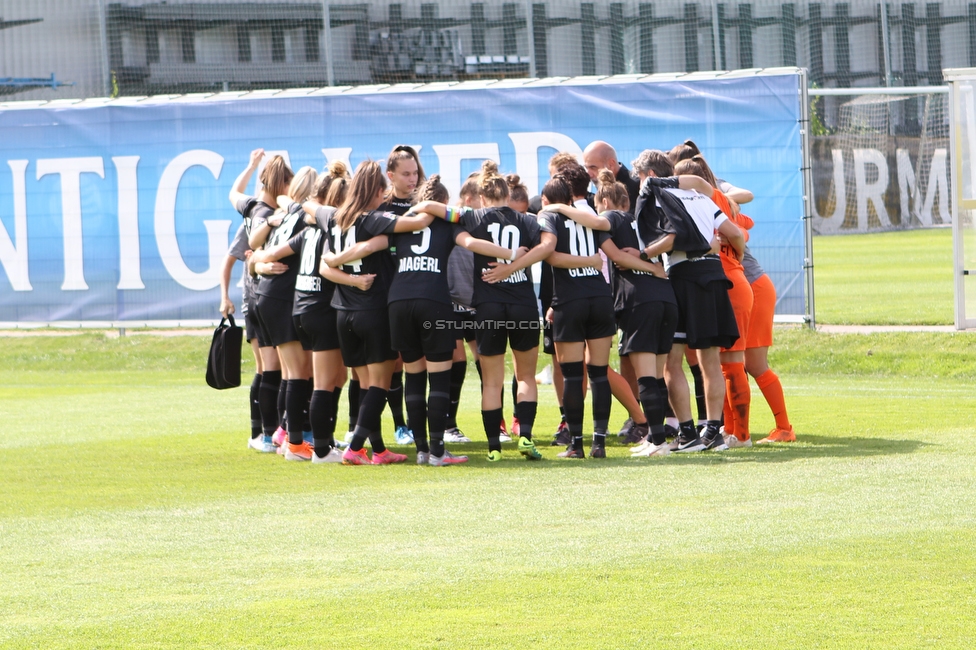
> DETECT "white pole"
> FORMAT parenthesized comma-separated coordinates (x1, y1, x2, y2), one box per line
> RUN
(321, 0, 335, 86)
(800, 70, 816, 328)
(880, 0, 893, 88)
(711, 1, 722, 70)
(98, 0, 111, 97)
(525, 1, 537, 78)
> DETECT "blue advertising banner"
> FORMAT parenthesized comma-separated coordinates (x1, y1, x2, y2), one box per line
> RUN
(0, 72, 804, 324)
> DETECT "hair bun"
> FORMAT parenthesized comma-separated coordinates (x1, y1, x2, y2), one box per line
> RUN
(481, 159, 500, 176)
(427, 173, 441, 184)
(597, 169, 616, 186)
(328, 160, 348, 178)
(506, 173, 521, 186)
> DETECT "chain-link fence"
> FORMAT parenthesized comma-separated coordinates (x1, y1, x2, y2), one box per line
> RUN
(2, 0, 975, 99)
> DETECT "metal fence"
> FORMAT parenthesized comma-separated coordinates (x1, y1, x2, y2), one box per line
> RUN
(2, 1, 975, 99)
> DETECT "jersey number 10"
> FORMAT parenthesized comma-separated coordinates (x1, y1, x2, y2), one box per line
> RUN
(486, 223, 521, 263)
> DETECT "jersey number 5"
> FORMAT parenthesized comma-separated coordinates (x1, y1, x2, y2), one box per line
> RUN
(410, 227, 431, 255)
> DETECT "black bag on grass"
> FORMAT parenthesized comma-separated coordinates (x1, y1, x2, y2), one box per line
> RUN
(206, 315, 243, 389)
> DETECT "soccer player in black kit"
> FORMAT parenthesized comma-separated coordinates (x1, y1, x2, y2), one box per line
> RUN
(250, 162, 356, 463)
(549, 170, 678, 457)
(228, 150, 292, 452)
(380, 145, 426, 445)
(318, 161, 440, 465)
(411, 160, 555, 462)
(537, 176, 616, 458)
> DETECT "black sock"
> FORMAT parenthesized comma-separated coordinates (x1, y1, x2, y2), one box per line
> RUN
(638, 376, 667, 445)
(514, 401, 537, 439)
(690, 363, 707, 422)
(330, 387, 342, 437)
(558, 406, 566, 422)
(679, 420, 697, 440)
(351, 386, 387, 452)
(249, 372, 262, 438)
(285, 379, 310, 445)
(587, 364, 611, 438)
(638, 376, 664, 425)
(511, 375, 518, 412)
(404, 371, 429, 453)
(447, 360, 466, 430)
(277, 378, 288, 431)
(388, 371, 406, 429)
(482, 407, 503, 452)
(347, 379, 360, 431)
(258, 370, 282, 436)
(658, 377, 674, 419)
(428, 369, 451, 457)
(560, 362, 585, 441)
(705, 419, 722, 437)
(310, 389, 335, 456)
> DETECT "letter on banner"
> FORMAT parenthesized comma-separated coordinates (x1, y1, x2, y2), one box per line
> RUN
(113, 156, 145, 289)
(154, 150, 230, 291)
(432, 144, 500, 200)
(920, 149, 949, 226)
(36, 157, 105, 291)
(853, 149, 890, 231)
(0, 160, 31, 291)
(813, 149, 847, 233)
(508, 132, 583, 196)
(896, 148, 918, 225)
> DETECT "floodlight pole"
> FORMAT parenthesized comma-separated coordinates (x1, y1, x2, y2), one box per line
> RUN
(525, 1, 537, 78)
(711, 2, 723, 70)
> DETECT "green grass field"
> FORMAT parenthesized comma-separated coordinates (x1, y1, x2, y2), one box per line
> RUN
(2, 329, 975, 648)
(813, 227, 954, 325)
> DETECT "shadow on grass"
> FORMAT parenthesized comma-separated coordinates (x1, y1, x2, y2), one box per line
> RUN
(445, 434, 931, 469)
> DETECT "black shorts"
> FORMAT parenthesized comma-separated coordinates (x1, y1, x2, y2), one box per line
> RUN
(474, 301, 541, 357)
(617, 301, 678, 356)
(453, 303, 477, 343)
(389, 299, 456, 363)
(293, 307, 340, 352)
(243, 297, 266, 346)
(255, 293, 298, 347)
(336, 308, 398, 367)
(669, 260, 739, 350)
(552, 295, 616, 343)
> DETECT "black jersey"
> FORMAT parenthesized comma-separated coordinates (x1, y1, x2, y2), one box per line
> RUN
(459, 206, 541, 307)
(537, 211, 611, 306)
(324, 208, 399, 311)
(235, 197, 275, 296)
(380, 196, 414, 216)
(256, 202, 307, 299)
(288, 216, 335, 315)
(604, 210, 676, 310)
(236, 197, 275, 238)
(388, 218, 461, 305)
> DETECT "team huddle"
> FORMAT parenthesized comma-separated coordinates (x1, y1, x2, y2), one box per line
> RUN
(219, 140, 797, 466)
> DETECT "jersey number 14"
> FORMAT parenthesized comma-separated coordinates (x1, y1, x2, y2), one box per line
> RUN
(330, 225, 363, 273)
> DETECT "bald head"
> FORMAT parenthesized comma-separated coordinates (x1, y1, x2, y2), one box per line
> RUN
(583, 141, 619, 181)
